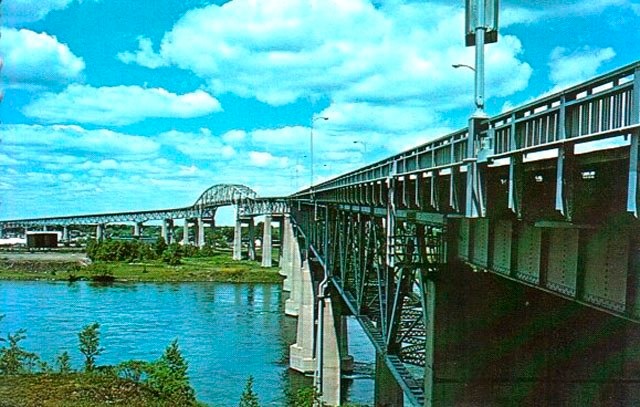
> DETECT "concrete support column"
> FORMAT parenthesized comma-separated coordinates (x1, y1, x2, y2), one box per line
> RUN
(279, 215, 293, 291)
(278, 217, 285, 259)
(338, 316, 354, 373)
(96, 224, 105, 242)
(62, 226, 69, 242)
(161, 219, 172, 244)
(133, 222, 143, 239)
(375, 353, 404, 407)
(233, 217, 242, 260)
(285, 233, 302, 316)
(197, 216, 205, 248)
(182, 219, 190, 245)
(318, 296, 341, 406)
(43, 225, 48, 231)
(247, 217, 256, 261)
(261, 215, 272, 267)
(289, 259, 316, 373)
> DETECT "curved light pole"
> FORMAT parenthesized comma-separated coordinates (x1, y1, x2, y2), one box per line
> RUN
(353, 140, 367, 155)
(310, 115, 329, 194)
(452, 63, 475, 72)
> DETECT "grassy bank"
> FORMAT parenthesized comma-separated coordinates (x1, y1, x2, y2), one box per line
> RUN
(0, 250, 283, 284)
(0, 373, 182, 407)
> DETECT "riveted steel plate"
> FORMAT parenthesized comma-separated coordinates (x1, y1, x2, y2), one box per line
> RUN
(515, 223, 541, 284)
(458, 218, 471, 261)
(472, 218, 490, 268)
(546, 228, 579, 297)
(583, 228, 629, 313)
(492, 220, 512, 275)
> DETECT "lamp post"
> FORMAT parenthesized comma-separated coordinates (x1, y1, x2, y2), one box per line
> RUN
(353, 140, 367, 155)
(460, 0, 499, 218)
(310, 115, 329, 193)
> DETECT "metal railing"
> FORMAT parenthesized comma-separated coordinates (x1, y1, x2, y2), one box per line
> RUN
(296, 61, 639, 196)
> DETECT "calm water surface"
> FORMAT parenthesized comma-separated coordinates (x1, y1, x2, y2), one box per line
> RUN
(0, 281, 373, 406)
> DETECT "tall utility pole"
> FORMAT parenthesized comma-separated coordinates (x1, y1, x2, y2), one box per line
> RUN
(464, 0, 499, 218)
(310, 115, 329, 196)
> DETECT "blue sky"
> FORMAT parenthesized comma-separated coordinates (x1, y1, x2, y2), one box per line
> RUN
(1, 0, 639, 224)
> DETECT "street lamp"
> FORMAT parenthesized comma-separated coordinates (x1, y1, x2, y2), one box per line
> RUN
(353, 140, 367, 155)
(452, 63, 475, 72)
(310, 115, 329, 191)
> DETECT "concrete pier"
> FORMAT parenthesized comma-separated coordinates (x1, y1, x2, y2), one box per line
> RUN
(133, 222, 143, 238)
(182, 219, 189, 245)
(247, 217, 256, 261)
(161, 219, 172, 244)
(96, 224, 105, 241)
(233, 217, 242, 260)
(197, 216, 205, 248)
(289, 259, 316, 373)
(261, 215, 272, 267)
(279, 215, 293, 291)
(318, 296, 341, 406)
(284, 234, 302, 316)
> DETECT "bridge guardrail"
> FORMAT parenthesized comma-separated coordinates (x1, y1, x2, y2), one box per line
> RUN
(295, 61, 639, 196)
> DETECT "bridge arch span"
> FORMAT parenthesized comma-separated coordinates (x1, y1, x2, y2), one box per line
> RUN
(193, 184, 258, 209)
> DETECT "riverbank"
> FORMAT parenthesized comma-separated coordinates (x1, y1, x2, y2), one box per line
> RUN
(0, 373, 194, 407)
(0, 250, 283, 284)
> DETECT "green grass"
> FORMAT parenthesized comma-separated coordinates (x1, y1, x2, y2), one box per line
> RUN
(0, 252, 283, 284)
(0, 373, 191, 407)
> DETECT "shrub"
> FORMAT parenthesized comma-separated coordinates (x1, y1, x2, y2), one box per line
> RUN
(56, 351, 72, 373)
(78, 322, 104, 372)
(0, 325, 40, 375)
(239, 375, 260, 407)
(146, 340, 195, 403)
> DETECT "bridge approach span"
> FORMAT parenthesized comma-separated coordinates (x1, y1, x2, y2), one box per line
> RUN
(0, 183, 260, 228)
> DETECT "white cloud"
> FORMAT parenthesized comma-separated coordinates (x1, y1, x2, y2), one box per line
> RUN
(548, 46, 616, 90)
(117, 37, 166, 69)
(3, 0, 96, 25)
(118, 0, 531, 110)
(1, 124, 160, 158)
(159, 129, 237, 160)
(0, 28, 85, 87)
(249, 151, 276, 167)
(221, 129, 247, 145)
(22, 85, 222, 125)
(502, 0, 632, 26)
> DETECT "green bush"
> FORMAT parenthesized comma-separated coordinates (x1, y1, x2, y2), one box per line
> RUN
(239, 375, 260, 407)
(146, 340, 195, 404)
(0, 328, 40, 375)
(78, 322, 104, 372)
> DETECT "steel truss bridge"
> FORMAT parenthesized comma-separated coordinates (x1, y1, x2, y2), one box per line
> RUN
(285, 61, 640, 405)
(2, 61, 640, 405)
(0, 184, 282, 228)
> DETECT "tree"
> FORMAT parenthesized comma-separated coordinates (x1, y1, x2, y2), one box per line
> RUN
(56, 351, 72, 373)
(239, 375, 260, 407)
(147, 340, 195, 403)
(0, 328, 40, 374)
(153, 236, 168, 256)
(78, 322, 104, 372)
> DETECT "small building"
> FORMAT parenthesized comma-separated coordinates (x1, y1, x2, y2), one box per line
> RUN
(26, 231, 59, 249)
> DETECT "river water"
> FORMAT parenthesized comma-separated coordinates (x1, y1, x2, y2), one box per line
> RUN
(0, 281, 374, 406)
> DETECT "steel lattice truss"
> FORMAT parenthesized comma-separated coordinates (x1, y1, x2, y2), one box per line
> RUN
(1, 184, 259, 228)
(238, 198, 289, 216)
(293, 203, 444, 405)
(193, 184, 258, 208)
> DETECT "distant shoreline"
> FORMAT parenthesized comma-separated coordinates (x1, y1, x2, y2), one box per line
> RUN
(0, 250, 283, 284)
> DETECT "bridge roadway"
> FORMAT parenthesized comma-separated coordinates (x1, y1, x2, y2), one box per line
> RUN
(3, 61, 640, 405)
